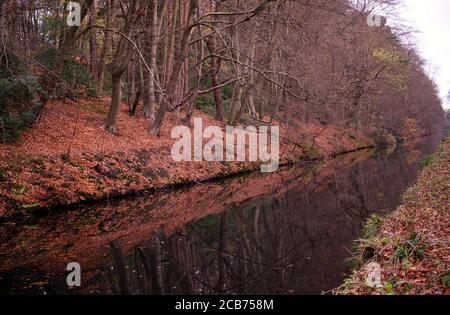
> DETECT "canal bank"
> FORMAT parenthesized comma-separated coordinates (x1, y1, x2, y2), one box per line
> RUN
(0, 98, 378, 222)
(335, 135, 450, 295)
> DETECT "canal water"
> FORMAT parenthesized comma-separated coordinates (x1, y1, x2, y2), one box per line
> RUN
(0, 135, 444, 295)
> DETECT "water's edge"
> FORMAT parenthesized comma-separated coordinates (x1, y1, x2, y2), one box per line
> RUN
(0, 136, 443, 295)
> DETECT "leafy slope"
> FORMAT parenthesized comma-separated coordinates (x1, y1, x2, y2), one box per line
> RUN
(0, 97, 374, 218)
(337, 136, 450, 295)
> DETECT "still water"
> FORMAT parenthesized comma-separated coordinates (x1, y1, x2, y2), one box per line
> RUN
(0, 136, 443, 295)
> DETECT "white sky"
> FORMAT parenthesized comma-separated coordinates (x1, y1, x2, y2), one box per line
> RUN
(392, 0, 450, 109)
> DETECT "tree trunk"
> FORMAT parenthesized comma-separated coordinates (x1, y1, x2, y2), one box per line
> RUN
(206, 36, 224, 121)
(89, 0, 98, 89)
(206, 1, 224, 121)
(143, 0, 158, 125)
(130, 62, 144, 116)
(150, 0, 198, 136)
(104, 74, 122, 133)
(104, 0, 139, 133)
(56, 0, 93, 73)
(97, 0, 115, 94)
(228, 83, 243, 125)
(127, 60, 137, 111)
(248, 93, 257, 117)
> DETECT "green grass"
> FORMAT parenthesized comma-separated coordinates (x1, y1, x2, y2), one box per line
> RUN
(21, 203, 40, 210)
(346, 214, 385, 269)
(401, 186, 419, 206)
(12, 183, 28, 196)
(301, 143, 324, 161)
(392, 231, 427, 264)
(0, 167, 7, 182)
(363, 214, 384, 239)
(440, 274, 450, 289)
(420, 155, 435, 169)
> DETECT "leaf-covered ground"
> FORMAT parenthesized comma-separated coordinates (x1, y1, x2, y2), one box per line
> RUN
(0, 97, 374, 219)
(336, 136, 450, 295)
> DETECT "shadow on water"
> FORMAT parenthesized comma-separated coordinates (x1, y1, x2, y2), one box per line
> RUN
(0, 135, 444, 295)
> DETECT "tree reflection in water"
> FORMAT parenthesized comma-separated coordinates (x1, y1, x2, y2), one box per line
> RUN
(0, 137, 443, 295)
(105, 137, 443, 295)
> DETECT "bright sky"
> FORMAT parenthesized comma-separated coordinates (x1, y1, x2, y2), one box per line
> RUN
(392, 0, 450, 109)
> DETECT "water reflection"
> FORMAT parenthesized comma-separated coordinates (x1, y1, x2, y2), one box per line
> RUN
(0, 136, 442, 295)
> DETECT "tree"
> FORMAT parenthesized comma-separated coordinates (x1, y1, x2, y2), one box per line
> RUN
(103, 0, 142, 133)
(149, 0, 199, 136)
(0, 0, 445, 140)
(56, 0, 93, 73)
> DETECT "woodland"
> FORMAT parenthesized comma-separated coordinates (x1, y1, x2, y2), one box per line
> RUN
(0, 0, 449, 297)
(0, 0, 446, 144)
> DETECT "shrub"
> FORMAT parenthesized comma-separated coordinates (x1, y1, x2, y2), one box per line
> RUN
(0, 167, 7, 182)
(0, 48, 46, 143)
(196, 94, 215, 110)
(62, 60, 96, 95)
(0, 75, 44, 143)
(222, 84, 233, 100)
(35, 48, 96, 97)
(372, 129, 397, 146)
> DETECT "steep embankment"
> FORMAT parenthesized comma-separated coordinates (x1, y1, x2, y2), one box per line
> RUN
(0, 97, 375, 219)
(336, 135, 449, 295)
